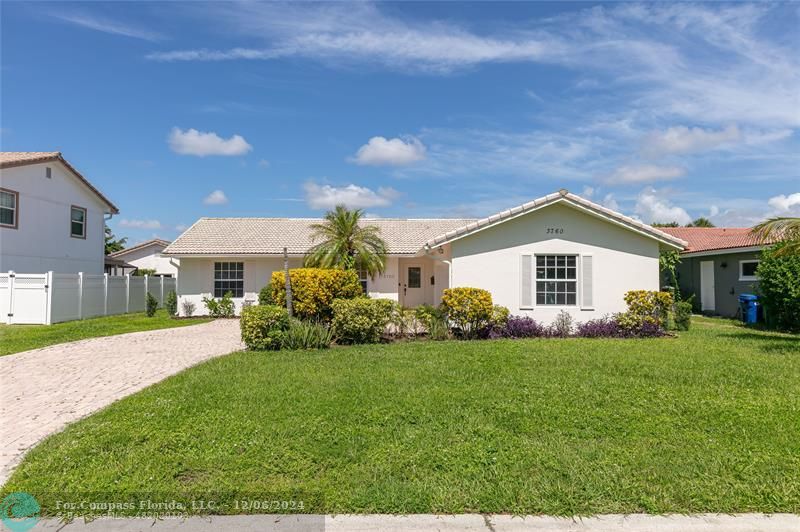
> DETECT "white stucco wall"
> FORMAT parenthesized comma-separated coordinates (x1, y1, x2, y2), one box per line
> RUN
(115, 244, 179, 276)
(0, 161, 110, 274)
(450, 203, 661, 324)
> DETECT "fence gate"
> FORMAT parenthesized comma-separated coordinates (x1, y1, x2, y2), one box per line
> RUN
(8, 273, 49, 324)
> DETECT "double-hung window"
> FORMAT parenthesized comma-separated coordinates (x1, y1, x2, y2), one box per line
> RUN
(70, 206, 87, 238)
(535, 255, 577, 305)
(214, 262, 244, 298)
(0, 189, 18, 228)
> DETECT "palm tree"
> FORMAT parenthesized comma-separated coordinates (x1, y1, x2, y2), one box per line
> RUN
(305, 205, 388, 276)
(751, 217, 800, 256)
(687, 217, 715, 227)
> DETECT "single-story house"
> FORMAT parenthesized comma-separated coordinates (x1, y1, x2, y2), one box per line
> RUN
(659, 227, 770, 317)
(107, 238, 177, 277)
(163, 189, 687, 322)
(104, 255, 137, 276)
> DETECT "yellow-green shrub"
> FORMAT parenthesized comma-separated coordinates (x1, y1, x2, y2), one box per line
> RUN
(240, 305, 290, 350)
(331, 298, 395, 344)
(441, 287, 494, 339)
(271, 268, 362, 321)
(619, 290, 673, 329)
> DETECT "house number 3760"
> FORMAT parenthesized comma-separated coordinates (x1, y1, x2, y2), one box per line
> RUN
(546, 227, 564, 234)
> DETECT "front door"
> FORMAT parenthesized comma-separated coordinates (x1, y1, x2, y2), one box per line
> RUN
(402, 263, 425, 307)
(700, 260, 715, 312)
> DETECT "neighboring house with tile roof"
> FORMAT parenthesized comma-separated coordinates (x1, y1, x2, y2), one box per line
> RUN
(108, 238, 177, 277)
(164, 190, 686, 322)
(0, 152, 118, 274)
(660, 227, 770, 317)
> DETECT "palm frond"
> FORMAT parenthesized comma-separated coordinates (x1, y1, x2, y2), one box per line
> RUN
(751, 217, 800, 257)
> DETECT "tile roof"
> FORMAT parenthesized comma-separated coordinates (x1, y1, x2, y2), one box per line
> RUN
(108, 238, 172, 258)
(424, 189, 687, 249)
(163, 218, 478, 256)
(659, 227, 769, 253)
(0, 151, 119, 213)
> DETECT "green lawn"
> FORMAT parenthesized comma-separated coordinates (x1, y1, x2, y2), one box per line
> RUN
(3, 317, 799, 516)
(0, 310, 211, 356)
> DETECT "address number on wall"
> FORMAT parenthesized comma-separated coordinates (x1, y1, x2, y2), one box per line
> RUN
(546, 227, 564, 234)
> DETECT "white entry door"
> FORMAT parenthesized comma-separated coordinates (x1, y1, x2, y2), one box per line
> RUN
(402, 263, 425, 307)
(700, 260, 715, 312)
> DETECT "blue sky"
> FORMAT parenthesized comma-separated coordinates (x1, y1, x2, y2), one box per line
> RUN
(2, 1, 798, 244)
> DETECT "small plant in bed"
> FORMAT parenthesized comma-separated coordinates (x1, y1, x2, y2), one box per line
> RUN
(282, 319, 333, 350)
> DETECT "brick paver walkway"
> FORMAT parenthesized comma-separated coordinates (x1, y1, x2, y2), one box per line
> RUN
(0, 319, 242, 484)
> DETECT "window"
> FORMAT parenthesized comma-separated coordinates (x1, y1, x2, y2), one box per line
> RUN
(408, 266, 421, 288)
(358, 267, 369, 294)
(739, 260, 760, 281)
(535, 255, 577, 305)
(214, 262, 244, 298)
(0, 189, 18, 229)
(70, 206, 87, 238)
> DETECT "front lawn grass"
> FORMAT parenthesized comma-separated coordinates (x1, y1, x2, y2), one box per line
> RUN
(0, 310, 211, 356)
(3, 317, 799, 515)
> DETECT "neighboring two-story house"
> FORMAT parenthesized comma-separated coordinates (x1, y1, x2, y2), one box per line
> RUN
(0, 152, 118, 274)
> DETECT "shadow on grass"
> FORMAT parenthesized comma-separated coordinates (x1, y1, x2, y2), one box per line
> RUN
(718, 332, 800, 354)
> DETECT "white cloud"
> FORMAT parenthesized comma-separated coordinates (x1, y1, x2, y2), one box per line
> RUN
(303, 182, 400, 210)
(642, 125, 741, 157)
(168, 127, 252, 157)
(175, 224, 188, 232)
(601, 193, 619, 212)
(605, 164, 685, 185)
(767, 193, 800, 215)
(633, 188, 691, 225)
(203, 190, 229, 205)
(258, 159, 270, 168)
(350, 136, 426, 166)
(49, 12, 164, 41)
(581, 186, 595, 198)
(118, 219, 162, 229)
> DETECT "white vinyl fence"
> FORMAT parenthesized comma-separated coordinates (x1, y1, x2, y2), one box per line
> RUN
(0, 271, 177, 325)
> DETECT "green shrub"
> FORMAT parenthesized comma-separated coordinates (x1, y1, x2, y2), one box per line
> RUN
(164, 290, 178, 317)
(618, 290, 673, 330)
(331, 298, 394, 344)
(240, 305, 290, 350)
(282, 319, 333, 350)
(271, 268, 362, 321)
(258, 283, 274, 306)
(134, 268, 156, 277)
(145, 293, 158, 317)
(414, 304, 450, 340)
(181, 299, 196, 317)
(674, 301, 692, 331)
(441, 287, 493, 339)
(202, 291, 235, 318)
(757, 243, 800, 331)
(491, 305, 510, 328)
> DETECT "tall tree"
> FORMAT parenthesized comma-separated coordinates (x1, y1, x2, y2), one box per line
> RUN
(687, 217, 715, 227)
(304, 205, 387, 277)
(751, 217, 800, 257)
(652, 221, 680, 228)
(105, 226, 127, 255)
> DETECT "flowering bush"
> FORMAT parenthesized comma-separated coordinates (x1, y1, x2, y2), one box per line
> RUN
(441, 287, 494, 339)
(494, 316, 547, 338)
(576, 315, 666, 338)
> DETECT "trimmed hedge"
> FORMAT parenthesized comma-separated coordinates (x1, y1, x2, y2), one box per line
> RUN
(757, 243, 800, 331)
(240, 305, 290, 350)
(331, 298, 395, 344)
(271, 268, 362, 321)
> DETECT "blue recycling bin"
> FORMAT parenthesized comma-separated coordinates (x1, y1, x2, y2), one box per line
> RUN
(738, 294, 759, 324)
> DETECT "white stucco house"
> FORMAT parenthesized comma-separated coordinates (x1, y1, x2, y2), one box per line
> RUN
(0, 152, 119, 274)
(163, 190, 687, 322)
(107, 238, 178, 277)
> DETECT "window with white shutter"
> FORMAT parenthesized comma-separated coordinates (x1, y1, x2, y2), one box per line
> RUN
(581, 255, 594, 309)
(520, 254, 532, 308)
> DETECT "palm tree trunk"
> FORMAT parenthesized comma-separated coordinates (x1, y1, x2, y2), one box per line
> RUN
(283, 247, 293, 317)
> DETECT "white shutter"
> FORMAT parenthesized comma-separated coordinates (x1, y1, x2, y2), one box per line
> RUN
(581, 255, 593, 309)
(520, 254, 533, 308)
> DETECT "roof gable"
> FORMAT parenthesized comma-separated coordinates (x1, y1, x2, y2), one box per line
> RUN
(0, 152, 119, 213)
(424, 189, 687, 250)
(108, 238, 171, 258)
(659, 227, 770, 253)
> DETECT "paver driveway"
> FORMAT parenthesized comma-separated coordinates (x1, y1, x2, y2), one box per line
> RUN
(0, 319, 242, 484)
